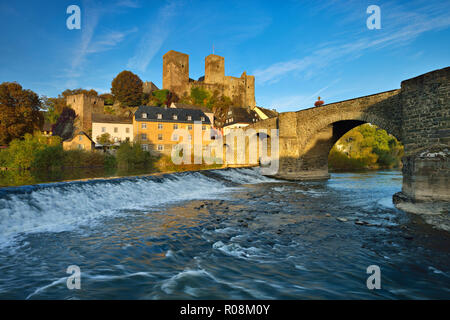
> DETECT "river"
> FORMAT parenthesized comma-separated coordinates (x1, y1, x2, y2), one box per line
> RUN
(0, 168, 448, 299)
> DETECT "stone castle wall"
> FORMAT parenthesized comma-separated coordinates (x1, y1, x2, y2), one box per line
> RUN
(66, 94, 104, 132)
(162, 50, 256, 108)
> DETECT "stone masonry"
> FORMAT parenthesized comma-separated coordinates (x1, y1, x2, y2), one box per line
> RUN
(162, 50, 256, 108)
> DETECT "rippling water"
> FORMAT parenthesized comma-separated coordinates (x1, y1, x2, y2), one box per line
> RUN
(0, 168, 449, 299)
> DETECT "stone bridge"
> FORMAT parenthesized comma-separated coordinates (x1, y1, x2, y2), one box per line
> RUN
(245, 67, 449, 214)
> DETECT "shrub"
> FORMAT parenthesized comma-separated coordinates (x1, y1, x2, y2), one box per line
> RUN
(32, 145, 65, 170)
(116, 141, 154, 169)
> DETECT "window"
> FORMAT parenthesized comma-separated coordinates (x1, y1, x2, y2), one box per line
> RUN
(141, 133, 147, 140)
(158, 134, 163, 140)
(142, 113, 147, 119)
(202, 125, 206, 131)
(101, 127, 106, 133)
(78, 144, 83, 150)
(114, 127, 118, 133)
(141, 123, 147, 129)
(173, 114, 178, 120)
(201, 117, 205, 121)
(142, 144, 148, 151)
(126, 128, 130, 133)
(157, 114, 162, 119)
(172, 133, 178, 141)
(157, 145, 163, 151)
(187, 115, 192, 121)
(158, 123, 163, 130)
(188, 125, 192, 130)
(78, 135, 83, 141)
(173, 124, 178, 129)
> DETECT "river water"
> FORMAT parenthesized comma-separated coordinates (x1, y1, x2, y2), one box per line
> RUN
(0, 168, 448, 299)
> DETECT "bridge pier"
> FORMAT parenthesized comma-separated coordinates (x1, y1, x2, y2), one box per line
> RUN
(394, 145, 449, 215)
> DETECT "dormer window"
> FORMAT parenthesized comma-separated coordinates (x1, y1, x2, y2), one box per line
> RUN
(173, 114, 178, 120)
(157, 114, 162, 119)
(201, 117, 205, 121)
(187, 116, 192, 121)
(142, 113, 147, 119)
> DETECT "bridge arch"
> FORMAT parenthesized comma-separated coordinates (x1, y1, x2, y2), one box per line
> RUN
(295, 116, 402, 179)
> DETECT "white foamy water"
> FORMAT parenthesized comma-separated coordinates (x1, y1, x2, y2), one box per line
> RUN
(0, 169, 270, 247)
(214, 167, 276, 184)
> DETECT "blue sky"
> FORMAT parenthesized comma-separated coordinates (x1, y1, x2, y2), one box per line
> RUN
(0, 0, 449, 112)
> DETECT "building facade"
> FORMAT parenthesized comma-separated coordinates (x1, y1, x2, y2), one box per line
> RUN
(92, 113, 133, 145)
(134, 106, 213, 156)
(223, 107, 260, 136)
(62, 131, 95, 151)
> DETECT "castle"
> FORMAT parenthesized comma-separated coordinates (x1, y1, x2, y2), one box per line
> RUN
(163, 50, 256, 109)
(67, 93, 104, 132)
(62, 50, 262, 146)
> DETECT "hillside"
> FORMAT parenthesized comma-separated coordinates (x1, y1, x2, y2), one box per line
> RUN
(328, 123, 404, 171)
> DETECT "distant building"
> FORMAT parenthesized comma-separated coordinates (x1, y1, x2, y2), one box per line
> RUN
(134, 106, 212, 156)
(222, 107, 260, 136)
(169, 102, 215, 128)
(143, 81, 159, 94)
(92, 113, 133, 145)
(62, 131, 95, 151)
(66, 93, 104, 132)
(253, 106, 278, 120)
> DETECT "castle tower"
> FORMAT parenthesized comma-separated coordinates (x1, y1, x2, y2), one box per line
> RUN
(243, 73, 256, 109)
(205, 54, 225, 84)
(163, 50, 189, 97)
(66, 94, 104, 132)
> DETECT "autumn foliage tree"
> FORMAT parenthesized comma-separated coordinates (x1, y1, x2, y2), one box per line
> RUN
(111, 71, 143, 106)
(0, 82, 43, 145)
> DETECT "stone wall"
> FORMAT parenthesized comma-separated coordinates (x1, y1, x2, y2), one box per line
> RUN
(394, 67, 450, 213)
(400, 67, 450, 154)
(162, 50, 256, 108)
(66, 94, 104, 132)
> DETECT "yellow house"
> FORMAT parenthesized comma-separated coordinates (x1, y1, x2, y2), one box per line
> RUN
(133, 106, 213, 157)
(62, 131, 95, 151)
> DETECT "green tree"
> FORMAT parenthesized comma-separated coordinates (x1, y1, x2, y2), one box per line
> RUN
(328, 123, 403, 170)
(99, 93, 114, 105)
(0, 82, 43, 145)
(96, 132, 113, 145)
(190, 87, 210, 106)
(116, 141, 153, 169)
(5, 133, 61, 169)
(111, 71, 143, 106)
